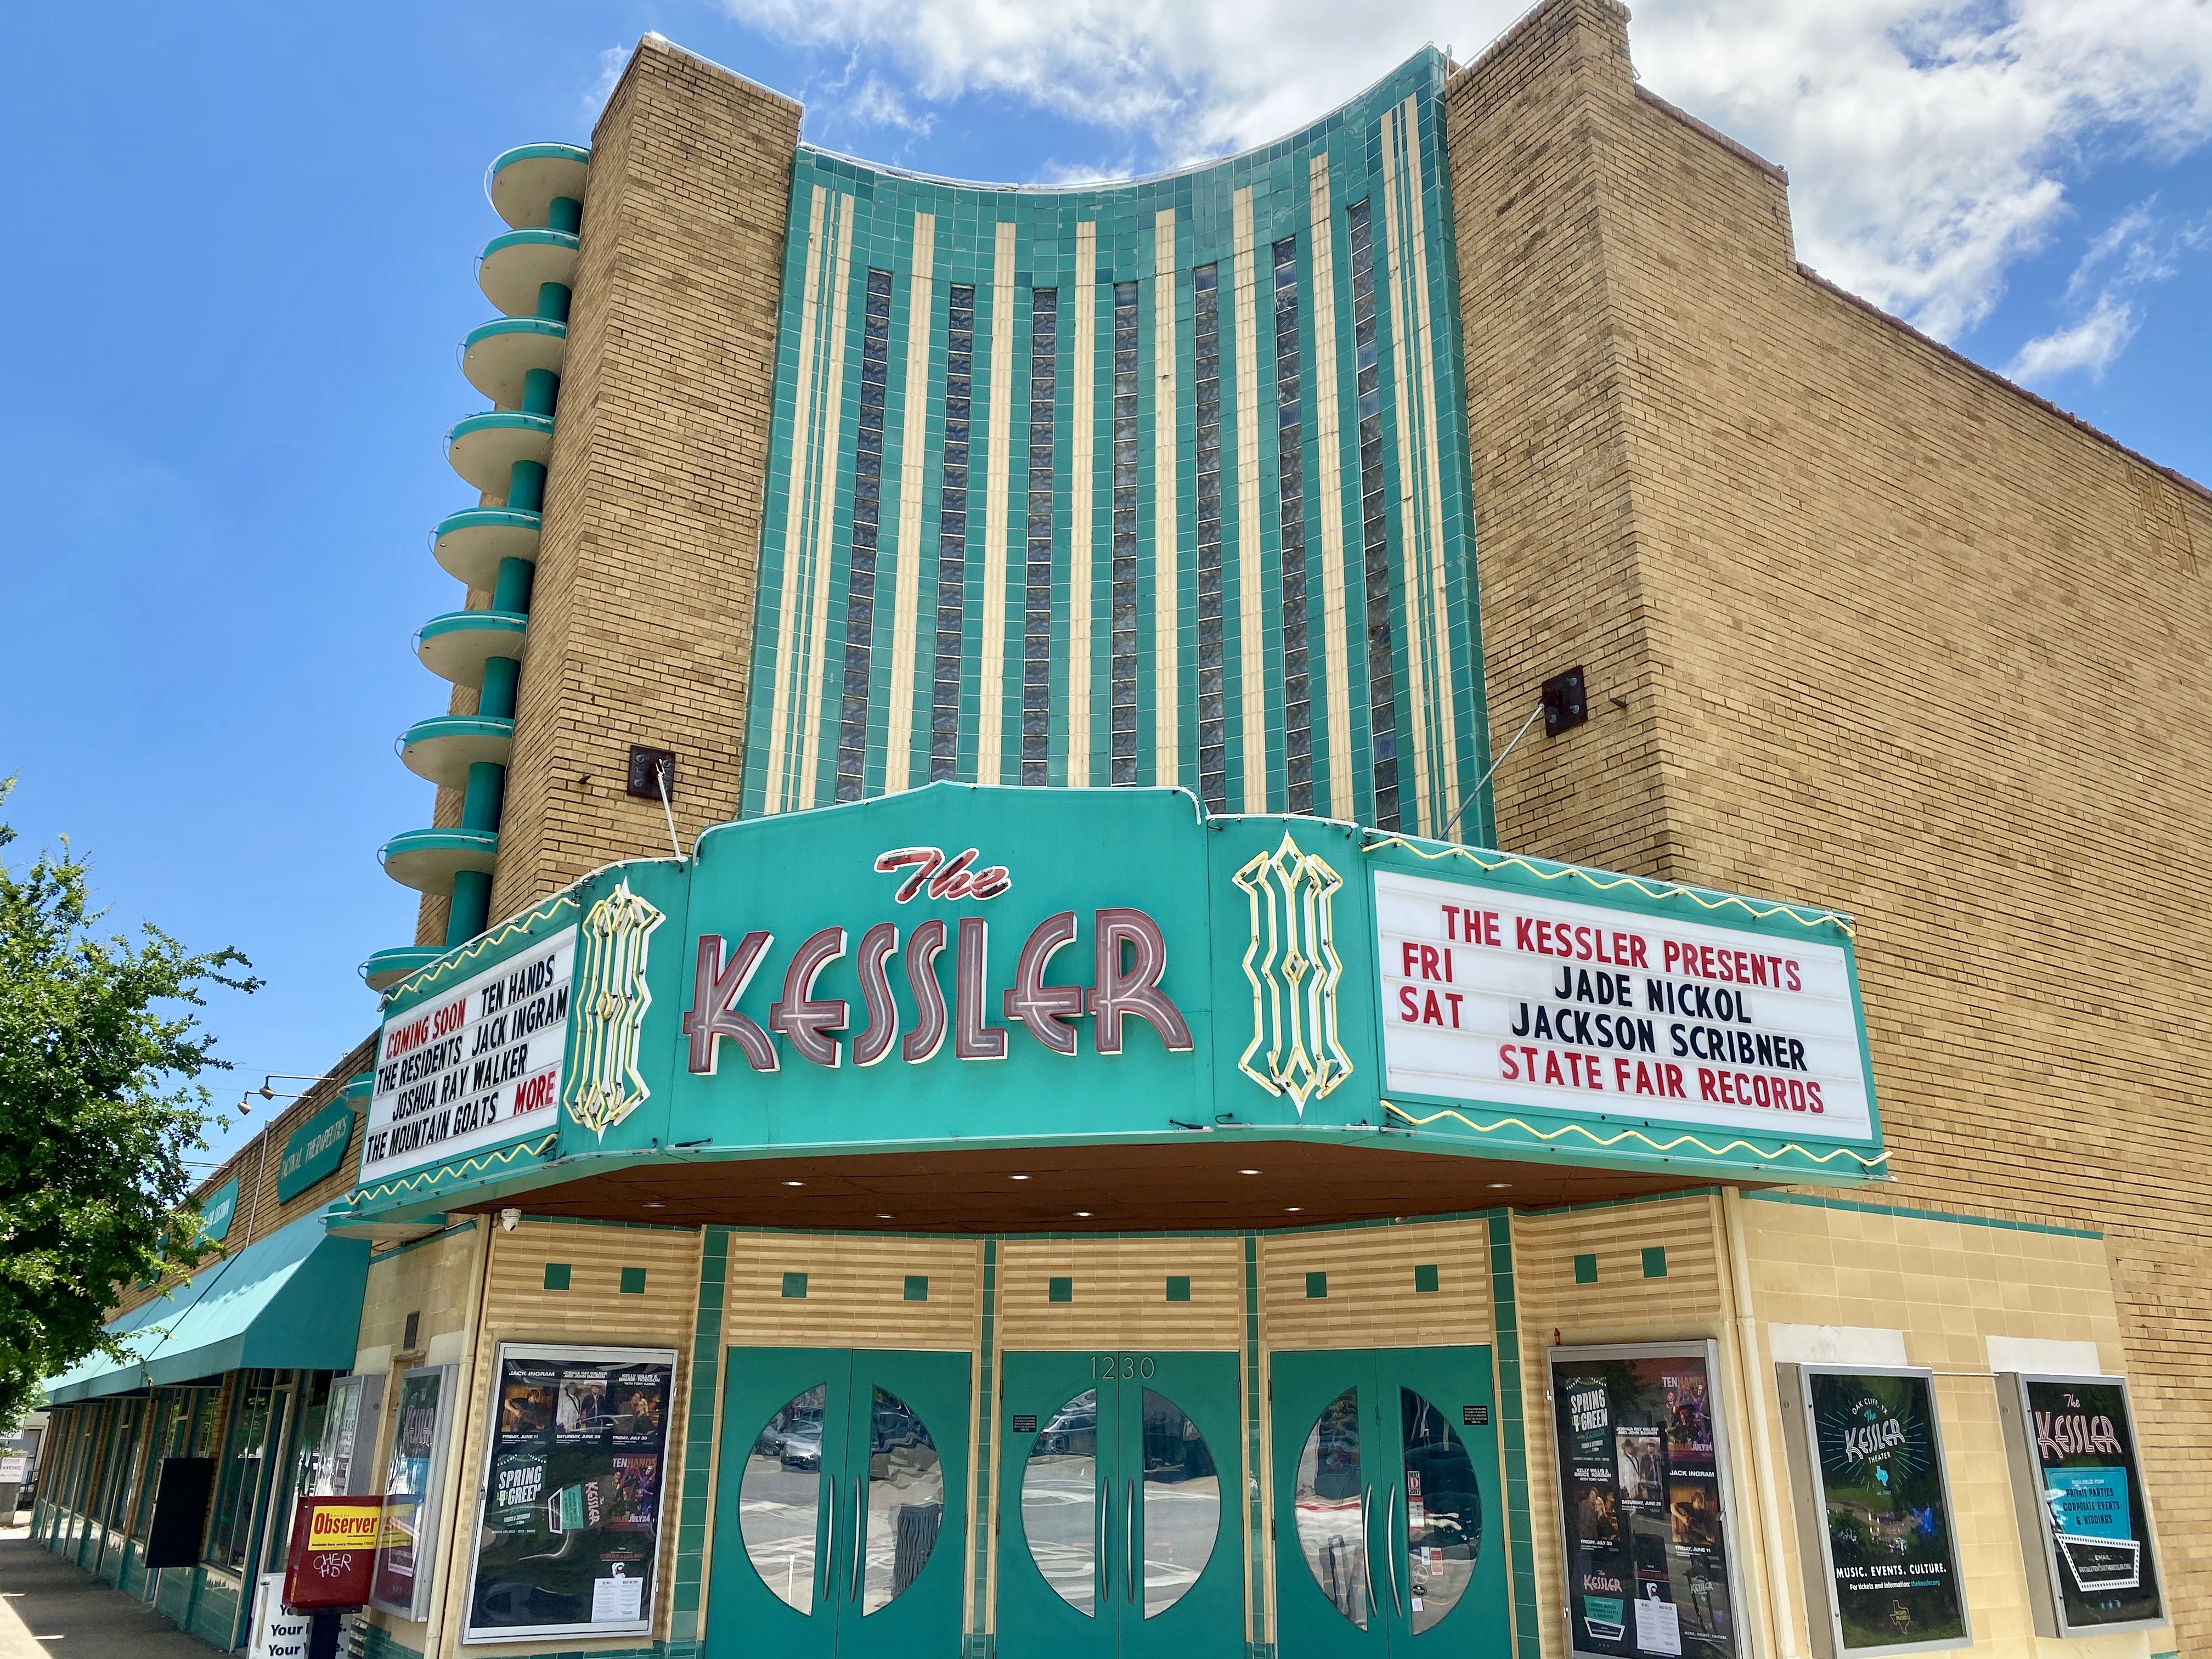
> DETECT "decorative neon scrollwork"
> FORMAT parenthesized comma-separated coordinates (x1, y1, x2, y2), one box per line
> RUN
(566, 881, 665, 1138)
(1234, 833, 1354, 1113)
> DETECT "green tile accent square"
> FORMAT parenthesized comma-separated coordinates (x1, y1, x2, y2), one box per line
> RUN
(543, 1262, 571, 1291)
(1165, 1276, 1191, 1302)
(1305, 1271, 1328, 1300)
(1413, 1265, 1440, 1294)
(782, 1272, 809, 1299)
(1573, 1254, 1598, 1285)
(1048, 1277, 1073, 1304)
(1641, 1246, 1668, 1279)
(905, 1275, 930, 1302)
(620, 1267, 647, 1295)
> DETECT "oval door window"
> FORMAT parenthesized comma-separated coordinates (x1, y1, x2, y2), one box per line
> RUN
(1402, 1387, 1481, 1634)
(742, 1385, 826, 1613)
(861, 1385, 944, 1615)
(1138, 1389, 1218, 1618)
(1022, 1389, 1099, 1615)
(1294, 1387, 1369, 1628)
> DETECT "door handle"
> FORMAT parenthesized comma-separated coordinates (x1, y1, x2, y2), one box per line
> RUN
(850, 1476, 864, 1602)
(1097, 1474, 1109, 1604)
(1385, 1483, 1403, 1617)
(1126, 1478, 1138, 1604)
(820, 1473, 836, 1604)
(1360, 1486, 1375, 1620)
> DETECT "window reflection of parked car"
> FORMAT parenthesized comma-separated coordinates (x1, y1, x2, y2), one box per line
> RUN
(1034, 1403, 1096, 1455)
(779, 1418, 825, 1471)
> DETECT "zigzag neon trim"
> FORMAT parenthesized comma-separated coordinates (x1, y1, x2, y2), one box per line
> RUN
(1360, 837, 1852, 935)
(383, 891, 584, 1002)
(349, 1131, 558, 1205)
(1381, 1101, 1888, 1167)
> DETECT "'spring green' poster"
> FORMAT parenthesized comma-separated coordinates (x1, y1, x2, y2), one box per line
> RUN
(1807, 1371, 1967, 1653)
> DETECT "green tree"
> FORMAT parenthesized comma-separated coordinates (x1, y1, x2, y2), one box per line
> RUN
(0, 776, 257, 1430)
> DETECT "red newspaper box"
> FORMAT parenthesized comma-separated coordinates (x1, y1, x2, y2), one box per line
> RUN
(281, 1496, 383, 1610)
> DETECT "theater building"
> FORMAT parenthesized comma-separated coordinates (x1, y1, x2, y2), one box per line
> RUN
(33, 2, 2212, 1658)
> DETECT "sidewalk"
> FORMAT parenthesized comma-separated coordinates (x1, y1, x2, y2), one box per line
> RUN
(0, 1525, 216, 1658)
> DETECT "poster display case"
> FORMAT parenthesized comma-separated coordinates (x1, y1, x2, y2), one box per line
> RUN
(462, 1344, 677, 1644)
(1548, 1342, 1749, 1659)
(1778, 1365, 1968, 1658)
(1995, 1372, 2165, 1638)
(370, 1365, 458, 1621)
(310, 1373, 384, 1498)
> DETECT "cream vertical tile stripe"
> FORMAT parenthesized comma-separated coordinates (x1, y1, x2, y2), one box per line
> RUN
(762, 186, 829, 817)
(1377, 113, 1436, 833)
(1069, 222, 1097, 787)
(796, 205, 856, 810)
(1306, 157, 1356, 821)
(1152, 210, 1181, 785)
(979, 220, 1018, 785)
(884, 212, 936, 797)
(1232, 189, 1268, 814)
(1398, 95, 1462, 831)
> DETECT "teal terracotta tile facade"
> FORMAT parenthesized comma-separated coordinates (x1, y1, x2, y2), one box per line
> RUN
(744, 51, 1492, 842)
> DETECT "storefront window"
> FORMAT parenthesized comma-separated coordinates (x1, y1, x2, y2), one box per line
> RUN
(742, 1385, 826, 1614)
(1293, 1387, 1367, 1627)
(1138, 1389, 1217, 1619)
(860, 1385, 944, 1616)
(206, 1373, 286, 1573)
(463, 1345, 675, 1641)
(1022, 1388, 1099, 1616)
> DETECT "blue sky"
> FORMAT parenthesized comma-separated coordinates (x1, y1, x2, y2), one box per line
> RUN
(3, 0, 2206, 1172)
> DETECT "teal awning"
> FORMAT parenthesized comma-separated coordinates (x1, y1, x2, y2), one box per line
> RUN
(42, 1208, 369, 1406)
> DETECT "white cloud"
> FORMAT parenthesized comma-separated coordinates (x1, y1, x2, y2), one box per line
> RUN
(845, 73, 937, 136)
(702, 0, 2212, 346)
(584, 44, 628, 116)
(2005, 291, 2141, 382)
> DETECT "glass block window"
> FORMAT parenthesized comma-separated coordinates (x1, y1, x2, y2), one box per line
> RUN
(836, 268, 895, 801)
(1023, 289, 1059, 786)
(1192, 264, 1226, 811)
(1109, 281, 1141, 786)
(1273, 237, 1312, 814)
(1347, 200, 1398, 831)
(932, 284, 977, 781)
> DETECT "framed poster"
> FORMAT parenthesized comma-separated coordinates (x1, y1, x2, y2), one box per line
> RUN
(371, 1365, 458, 1621)
(1549, 1342, 1749, 1659)
(1779, 1366, 1968, 1657)
(461, 1344, 677, 1644)
(311, 1374, 385, 1498)
(1996, 1372, 2164, 1637)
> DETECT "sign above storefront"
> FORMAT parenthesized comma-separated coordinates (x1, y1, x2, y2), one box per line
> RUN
(276, 1099, 357, 1204)
(346, 786, 1883, 1218)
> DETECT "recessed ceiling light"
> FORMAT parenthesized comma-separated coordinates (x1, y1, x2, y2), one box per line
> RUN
(1074, 1210, 1092, 1217)
(1009, 1174, 1031, 1181)
(876, 1212, 893, 1220)
(783, 1180, 804, 1187)
(1487, 1182, 1511, 1190)
(1285, 1206, 1304, 1213)
(1239, 1169, 1261, 1176)
(643, 1201, 665, 1209)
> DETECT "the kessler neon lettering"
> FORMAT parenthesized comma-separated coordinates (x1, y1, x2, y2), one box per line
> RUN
(1087, 907, 1194, 1055)
(769, 926, 849, 1069)
(682, 932, 778, 1074)
(954, 916, 1007, 1060)
(1003, 911, 1085, 1056)
(850, 923, 900, 1067)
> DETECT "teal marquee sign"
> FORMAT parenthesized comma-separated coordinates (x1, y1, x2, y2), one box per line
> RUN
(277, 1099, 357, 1203)
(199, 1176, 240, 1244)
(347, 786, 1884, 1219)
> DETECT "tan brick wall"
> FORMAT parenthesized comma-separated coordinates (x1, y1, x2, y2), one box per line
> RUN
(487, 40, 800, 921)
(1452, 0, 2212, 1643)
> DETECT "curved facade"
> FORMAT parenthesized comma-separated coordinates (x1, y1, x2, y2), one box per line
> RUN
(745, 52, 1492, 839)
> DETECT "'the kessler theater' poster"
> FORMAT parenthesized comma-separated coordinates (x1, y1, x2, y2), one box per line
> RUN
(464, 1344, 676, 1643)
(1796, 1369, 1968, 1655)
(1550, 1344, 1745, 1659)
(2001, 1374, 2164, 1636)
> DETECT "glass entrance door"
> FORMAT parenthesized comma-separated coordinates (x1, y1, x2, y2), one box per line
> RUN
(708, 1348, 969, 1659)
(1271, 1346, 1508, 1659)
(997, 1350, 1243, 1659)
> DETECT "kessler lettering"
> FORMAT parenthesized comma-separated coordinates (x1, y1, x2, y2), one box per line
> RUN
(1843, 1416, 1906, 1463)
(2036, 1410, 2124, 1462)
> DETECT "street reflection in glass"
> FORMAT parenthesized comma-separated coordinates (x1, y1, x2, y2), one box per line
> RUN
(861, 1385, 943, 1615)
(1295, 1387, 1368, 1628)
(741, 1386, 825, 1613)
(1402, 1387, 1480, 1634)
(1022, 1389, 1098, 1615)
(1139, 1389, 1218, 1618)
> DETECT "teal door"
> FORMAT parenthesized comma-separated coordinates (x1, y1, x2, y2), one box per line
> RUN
(708, 1347, 969, 1659)
(997, 1350, 1245, 1659)
(1271, 1346, 1509, 1659)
